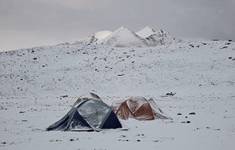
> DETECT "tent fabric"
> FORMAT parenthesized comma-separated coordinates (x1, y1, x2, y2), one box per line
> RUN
(47, 98, 122, 131)
(114, 96, 168, 120)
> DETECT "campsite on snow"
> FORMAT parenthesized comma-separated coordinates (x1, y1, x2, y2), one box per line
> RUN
(0, 26, 235, 150)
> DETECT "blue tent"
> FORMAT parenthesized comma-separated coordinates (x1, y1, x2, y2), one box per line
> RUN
(47, 98, 122, 131)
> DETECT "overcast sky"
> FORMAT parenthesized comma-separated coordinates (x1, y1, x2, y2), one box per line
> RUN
(0, 0, 235, 50)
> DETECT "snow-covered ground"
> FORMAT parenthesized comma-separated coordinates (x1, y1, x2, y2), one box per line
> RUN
(0, 39, 235, 150)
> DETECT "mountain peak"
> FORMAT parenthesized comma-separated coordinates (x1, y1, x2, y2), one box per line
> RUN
(87, 26, 175, 47)
(102, 26, 147, 47)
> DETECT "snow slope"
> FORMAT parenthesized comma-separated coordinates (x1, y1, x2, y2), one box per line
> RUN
(0, 39, 235, 150)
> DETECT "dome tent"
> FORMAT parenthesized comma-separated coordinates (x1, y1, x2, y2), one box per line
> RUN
(47, 97, 122, 131)
(114, 97, 168, 120)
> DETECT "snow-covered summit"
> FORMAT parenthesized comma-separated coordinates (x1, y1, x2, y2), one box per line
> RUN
(86, 26, 175, 47)
(102, 26, 147, 47)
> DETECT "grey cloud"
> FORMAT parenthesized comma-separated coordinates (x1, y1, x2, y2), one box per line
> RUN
(0, 0, 234, 50)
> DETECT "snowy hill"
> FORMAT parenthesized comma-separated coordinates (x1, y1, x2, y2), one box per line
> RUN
(1, 39, 234, 98)
(0, 37, 235, 150)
